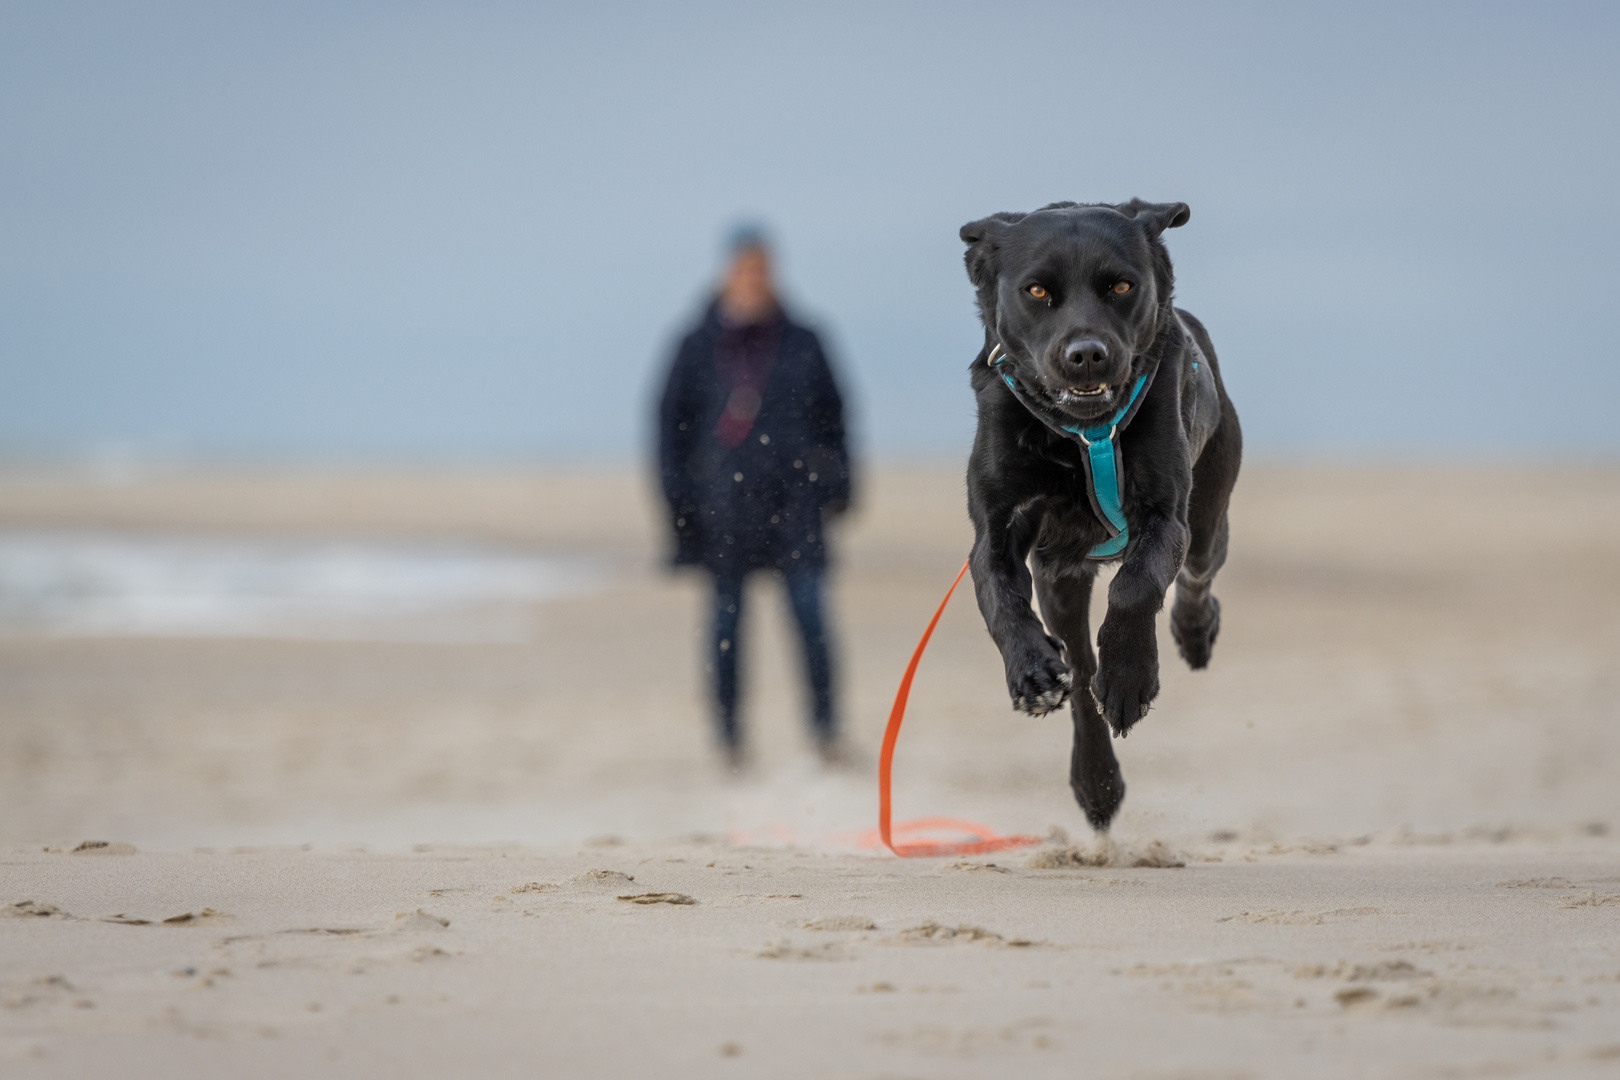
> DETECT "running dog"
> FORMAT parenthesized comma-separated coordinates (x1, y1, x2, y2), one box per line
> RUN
(960, 199, 1241, 831)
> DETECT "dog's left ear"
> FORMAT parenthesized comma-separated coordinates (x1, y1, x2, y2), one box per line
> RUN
(1121, 199, 1191, 238)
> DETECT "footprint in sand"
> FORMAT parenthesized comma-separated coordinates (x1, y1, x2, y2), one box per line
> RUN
(0, 975, 84, 1011)
(1295, 960, 1431, 981)
(757, 940, 848, 961)
(887, 922, 1041, 947)
(55, 840, 137, 856)
(802, 916, 876, 931)
(567, 869, 635, 888)
(98, 909, 228, 926)
(1219, 909, 1322, 925)
(1335, 986, 1381, 1008)
(1220, 906, 1387, 925)
(1, 901, 73, 919)
(616, 892, 696, 905)
(159, 909, 229, 926)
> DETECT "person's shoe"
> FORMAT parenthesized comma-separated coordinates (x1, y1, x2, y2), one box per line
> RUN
(815, 735, 851, 768)
(721, 740, 749, 774)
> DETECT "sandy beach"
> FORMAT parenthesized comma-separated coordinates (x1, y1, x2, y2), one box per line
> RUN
(2, 463, 1618, 1078)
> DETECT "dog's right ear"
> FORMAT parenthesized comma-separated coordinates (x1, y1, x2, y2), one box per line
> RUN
(960, 213, 1022, 290)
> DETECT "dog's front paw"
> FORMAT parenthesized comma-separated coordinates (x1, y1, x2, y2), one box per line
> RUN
(1170, 593, 1221, 670)
(1007, 644, 1072, 717)
(1094, 616, 1160, 736)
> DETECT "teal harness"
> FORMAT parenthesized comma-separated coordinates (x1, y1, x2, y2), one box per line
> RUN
(987, 344, 1158, 560)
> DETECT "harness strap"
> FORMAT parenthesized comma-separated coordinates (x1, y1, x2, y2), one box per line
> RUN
(1078, 426, 1130, 558)
(989, 345, 1154, 560)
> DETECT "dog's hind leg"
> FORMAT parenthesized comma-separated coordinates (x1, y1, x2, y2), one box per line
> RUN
(1171, 404, 1241, 670)
(1034, 562, 1125, 832)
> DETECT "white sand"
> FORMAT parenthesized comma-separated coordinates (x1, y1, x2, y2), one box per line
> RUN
(2, 464, 1618, 1077)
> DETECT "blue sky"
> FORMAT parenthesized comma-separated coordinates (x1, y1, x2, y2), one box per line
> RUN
(1, 2, 1616, 461)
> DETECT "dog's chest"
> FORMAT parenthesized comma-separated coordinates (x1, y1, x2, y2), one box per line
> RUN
(1027, 489, 1114, 566)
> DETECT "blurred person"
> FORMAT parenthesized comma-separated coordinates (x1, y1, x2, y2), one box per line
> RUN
(657, 227, 853, 769)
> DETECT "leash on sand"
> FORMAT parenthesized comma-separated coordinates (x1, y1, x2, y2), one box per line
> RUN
(877, 557, 1043, 858)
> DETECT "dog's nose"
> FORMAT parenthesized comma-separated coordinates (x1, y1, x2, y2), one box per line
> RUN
(1062, 338, 1110, 374)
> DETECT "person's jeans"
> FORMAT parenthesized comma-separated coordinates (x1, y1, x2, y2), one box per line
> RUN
(710, 566, 835, 748)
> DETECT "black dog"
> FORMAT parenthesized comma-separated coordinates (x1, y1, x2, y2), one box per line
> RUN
(959, 200, 1241, 832)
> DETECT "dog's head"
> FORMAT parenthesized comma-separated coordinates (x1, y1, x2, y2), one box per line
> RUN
(961, 200, 1188, 423)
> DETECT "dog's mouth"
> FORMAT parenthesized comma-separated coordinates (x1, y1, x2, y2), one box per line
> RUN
(1051, 382, 1117, 411)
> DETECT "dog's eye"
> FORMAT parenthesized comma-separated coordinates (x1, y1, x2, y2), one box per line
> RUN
(1112, 281, 1132, 295)
(1026, 284, 1047, 300)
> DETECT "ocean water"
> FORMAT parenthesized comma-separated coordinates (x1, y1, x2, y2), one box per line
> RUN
(0, 531, 604, 643)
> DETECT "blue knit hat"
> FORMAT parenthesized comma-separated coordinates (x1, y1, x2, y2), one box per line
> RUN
(725, 221, 771, 256)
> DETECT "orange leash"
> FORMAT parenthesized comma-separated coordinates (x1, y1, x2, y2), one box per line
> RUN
(877, 557, 1043, 857)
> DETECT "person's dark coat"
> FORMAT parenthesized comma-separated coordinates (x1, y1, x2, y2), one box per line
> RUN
(658, 302, 851, 573)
